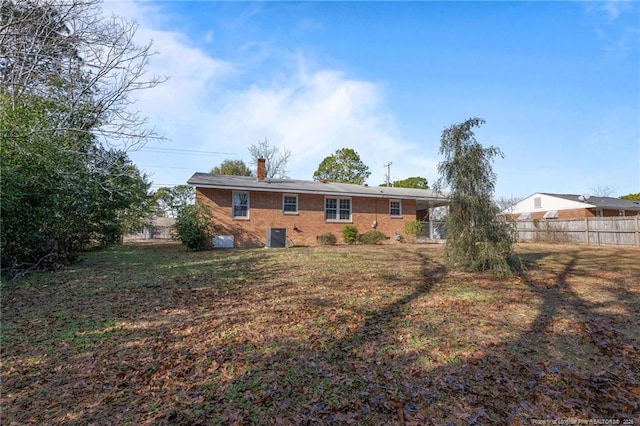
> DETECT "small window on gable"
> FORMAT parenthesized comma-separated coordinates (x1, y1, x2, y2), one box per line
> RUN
(534, 197, 542, 209)
(233, 191, 249, 219)
(283, 194, 298, 214)
(389, 200, 402, 217)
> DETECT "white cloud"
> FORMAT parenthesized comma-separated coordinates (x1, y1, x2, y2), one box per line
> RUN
(201, 64, 435, 184)
(600, 1, 622, 19)
(584, 0, 640, 55)
(101, 1, 438, 187)
(584, 0, 632, 20)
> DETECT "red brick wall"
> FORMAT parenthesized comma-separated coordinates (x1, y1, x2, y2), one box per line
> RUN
(558, 208, 593, 219)
(196, 187, 417, 247)
(555, 208, 628, 218)
(600, 209, 624, 217)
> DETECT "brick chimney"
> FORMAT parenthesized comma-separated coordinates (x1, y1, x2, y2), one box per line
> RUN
(257, 156, 266, 181)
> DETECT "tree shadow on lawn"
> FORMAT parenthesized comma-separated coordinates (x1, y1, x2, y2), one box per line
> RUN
(199, 248, 639, 425)
(417, 249, 639, 424)
(2, 245, 639, 425)
(188, 249, 449, 425)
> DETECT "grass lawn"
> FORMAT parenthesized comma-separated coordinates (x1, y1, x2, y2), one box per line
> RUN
(2, 242, 639, 425)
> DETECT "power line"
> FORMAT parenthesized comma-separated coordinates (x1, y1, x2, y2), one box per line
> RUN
(139, 164, 198, 171)
(138, 147, 237, 156)
(149, 183, 188, 188)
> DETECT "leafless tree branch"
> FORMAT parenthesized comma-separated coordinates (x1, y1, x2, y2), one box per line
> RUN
(1, 0, 166, 150)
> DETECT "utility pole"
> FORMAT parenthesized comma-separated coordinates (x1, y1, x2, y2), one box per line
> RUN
(384, 162, 392, 187)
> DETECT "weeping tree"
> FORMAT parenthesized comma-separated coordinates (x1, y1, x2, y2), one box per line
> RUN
(436, 118, 514, 277)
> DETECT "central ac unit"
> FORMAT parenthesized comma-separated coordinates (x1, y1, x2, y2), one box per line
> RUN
(266, 228, 286, 248)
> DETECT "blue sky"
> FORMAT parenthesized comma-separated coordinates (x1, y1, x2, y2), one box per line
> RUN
(104, 0, 640, 199)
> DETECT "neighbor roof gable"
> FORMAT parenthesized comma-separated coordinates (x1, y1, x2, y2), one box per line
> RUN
(509, 192, 640, 215)
(540, 193, 640, 211)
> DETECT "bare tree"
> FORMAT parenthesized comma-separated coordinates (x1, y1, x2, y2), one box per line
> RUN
(1, 0, 166, 149)
(248, 137, 291, 179)
(590, 185, 615, 197)
(495, 195, 521, 214)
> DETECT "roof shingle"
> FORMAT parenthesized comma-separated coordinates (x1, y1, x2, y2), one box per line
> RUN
(540, 193, 640, 211)
(188, 172, 448, 204)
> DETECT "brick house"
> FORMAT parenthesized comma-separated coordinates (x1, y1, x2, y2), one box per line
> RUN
(187, 158, 449, 248)
(507, 192, 640, 220)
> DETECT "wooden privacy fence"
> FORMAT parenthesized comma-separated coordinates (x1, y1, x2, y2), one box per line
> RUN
(513, 216, 640, 247)
(124, 218, 176, 242)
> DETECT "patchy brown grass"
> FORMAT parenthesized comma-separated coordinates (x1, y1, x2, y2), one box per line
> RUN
(2, 242, 639, 425)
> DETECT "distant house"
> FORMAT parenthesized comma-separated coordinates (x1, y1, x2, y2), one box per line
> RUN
(187, 158, 449, 248)
(507, 193, 640, 220)
(125, 217, 176, 241)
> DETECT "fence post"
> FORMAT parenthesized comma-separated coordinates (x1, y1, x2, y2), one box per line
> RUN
(584, 217, 589, 245)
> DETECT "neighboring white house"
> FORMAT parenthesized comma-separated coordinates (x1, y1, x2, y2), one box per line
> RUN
(506, 193, 640, 220)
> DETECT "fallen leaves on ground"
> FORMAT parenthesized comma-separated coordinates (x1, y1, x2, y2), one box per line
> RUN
(2, 242, 639, 424)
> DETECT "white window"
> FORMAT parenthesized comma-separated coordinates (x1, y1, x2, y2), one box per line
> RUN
(283, 194, 298, 214)
(619, 209, 625, 217)
(232, 191, 249, 218)
(325, 197, 351, 222)
(534, 197, 542, 209)
(595, 209, 603, 217)
(389, 200, 402, 217)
